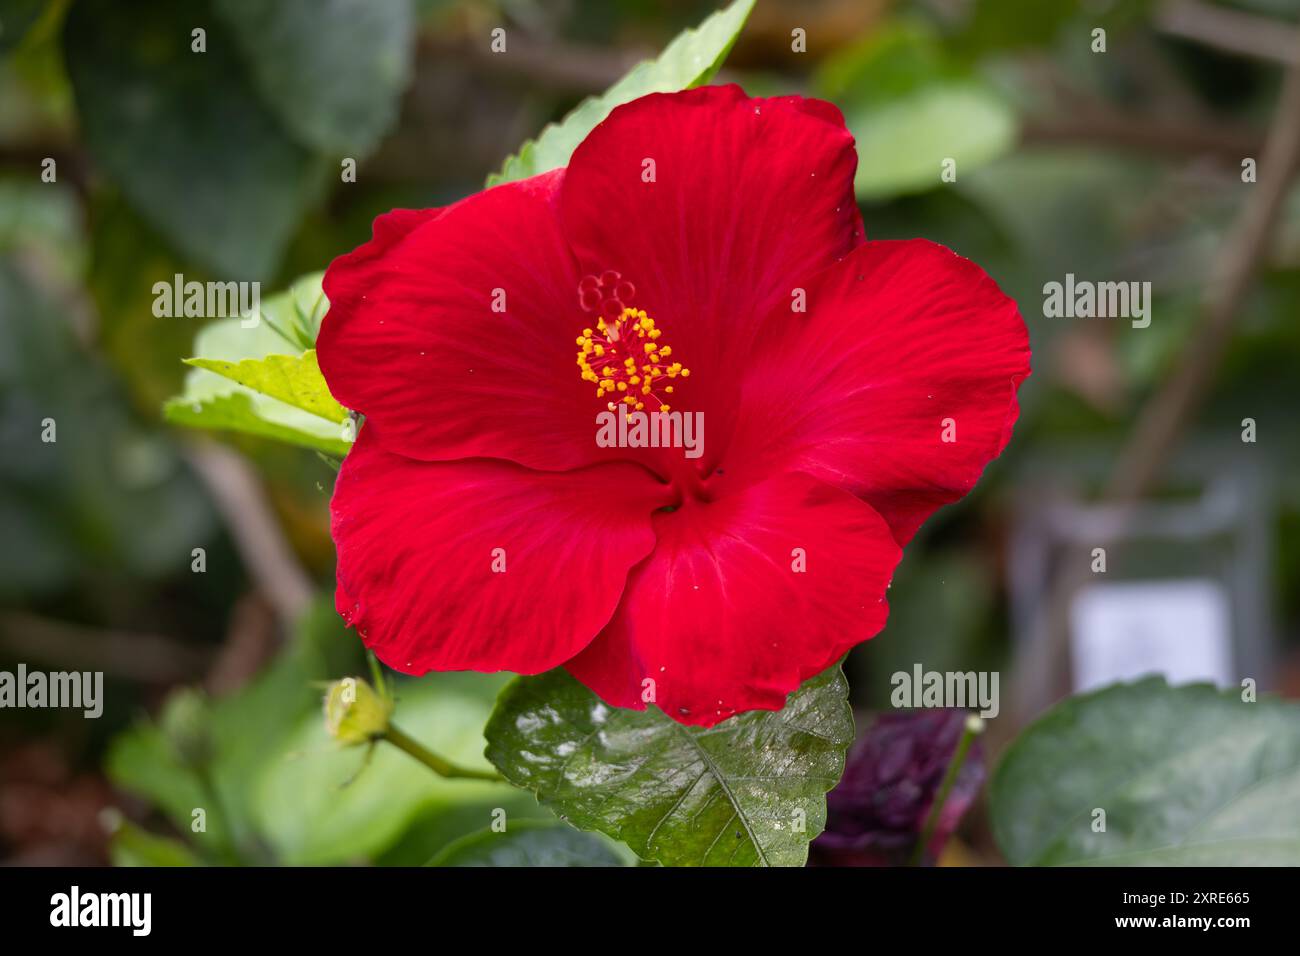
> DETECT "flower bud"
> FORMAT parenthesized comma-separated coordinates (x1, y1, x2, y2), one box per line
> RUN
(810, 709, 985, 866)
(161, 687, 214, 769)
(322, 677, 392, 746)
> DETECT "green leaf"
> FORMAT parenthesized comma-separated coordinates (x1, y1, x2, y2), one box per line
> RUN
(106, 598, 362, 861)
(165, 273, 352, 455)
(252, 673, 543, 865)
(990, 678, 1300, 866)
(484, 665, 853, 867)
(184, 351, 346, 424)
(487, 0, 755, 187)
(213, 0, 414, 156)
(428, 820, 626, 868)
(849, 85, 1015, 199)
(164, 392, 350, 456)
(106, 817, 203, 867)
(0, 0, 46, 56)
(250, 267, 332, 350)
(108, 600, 542, 865)
(815, 22, 1016, 200)
(63, 0, 327, 278)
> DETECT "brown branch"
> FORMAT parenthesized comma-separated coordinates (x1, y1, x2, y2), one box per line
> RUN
(1021, 113, 1261, 163)
(0, 145, 93, 199)
(1017, 50, 1300, 721)
(1105, 62, 1300, 503)
(1156, 0, 1300, 65)
(417, 30, 644, 96)
(1019, 50, 1262, 162)
(184, 442, 314, 629)
(0, 612, 212, 683)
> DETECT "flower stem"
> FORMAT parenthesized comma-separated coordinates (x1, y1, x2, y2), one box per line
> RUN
(909, 714, 984, 866)
(380, 724, 504, 782)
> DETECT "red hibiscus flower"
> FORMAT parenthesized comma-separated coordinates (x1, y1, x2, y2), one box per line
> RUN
(317, 84, 1030, 727)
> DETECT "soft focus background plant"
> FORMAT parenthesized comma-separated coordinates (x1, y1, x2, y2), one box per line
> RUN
(3, 0, 1300, 866)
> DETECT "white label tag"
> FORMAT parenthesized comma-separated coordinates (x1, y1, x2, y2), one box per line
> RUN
(1069, 578, 1234, 693)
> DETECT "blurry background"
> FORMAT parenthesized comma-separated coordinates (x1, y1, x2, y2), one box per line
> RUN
(2, 0, 1299, 865)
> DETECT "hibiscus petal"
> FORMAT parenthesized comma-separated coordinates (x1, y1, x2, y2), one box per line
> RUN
(564, 472, 901, 727)
(558, 85, 863, 442)
(318, 170, 612, 471)
(332, 428, 671, 674)
(719, 239, 1031, 545)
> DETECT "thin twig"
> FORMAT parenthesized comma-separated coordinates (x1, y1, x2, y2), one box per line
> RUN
(184, 442, 314, 629)
(417, 30, 644, 96)
(1156, 0, 1300, 65)
(1022, 113, 1260, 163)
(1020, 47, 1300, 721)
(0, 612, 212, 683)
(1105, 60, 1300, 504)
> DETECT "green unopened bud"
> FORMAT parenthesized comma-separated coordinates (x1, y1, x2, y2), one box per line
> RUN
(323, 677, 392, 745)
(161, 687, 214, 769)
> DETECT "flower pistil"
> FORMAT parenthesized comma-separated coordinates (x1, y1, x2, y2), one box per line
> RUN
(574, 272, 689, 413)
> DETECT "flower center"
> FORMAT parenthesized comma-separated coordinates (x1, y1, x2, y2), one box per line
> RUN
(574, 271, 689, 412)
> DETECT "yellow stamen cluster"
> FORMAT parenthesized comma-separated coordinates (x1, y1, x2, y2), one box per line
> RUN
(576, 307, 690, 412)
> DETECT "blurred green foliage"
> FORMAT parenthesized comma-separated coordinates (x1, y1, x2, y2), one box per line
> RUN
(489, 0, 754, 184)
(107, 600, 567, 865)
(991, 679, 1300, 865)
(165, 275, 352, 456)
(0, 260, 216, 597)
(815, 19, 1016, 198)
(3, 0, 1300, 866)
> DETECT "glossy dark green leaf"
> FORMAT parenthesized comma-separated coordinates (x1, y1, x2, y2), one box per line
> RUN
(487, 0, 755, 186)
(428, 820, 626, 867)
(991, 678, 1300, 865)
(484, 665, 853, 867)
(214, 0, 414, 156)
(64, 0, 326, 278)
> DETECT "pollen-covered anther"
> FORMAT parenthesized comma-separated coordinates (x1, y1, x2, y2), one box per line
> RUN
(575, 278, 688, 412)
